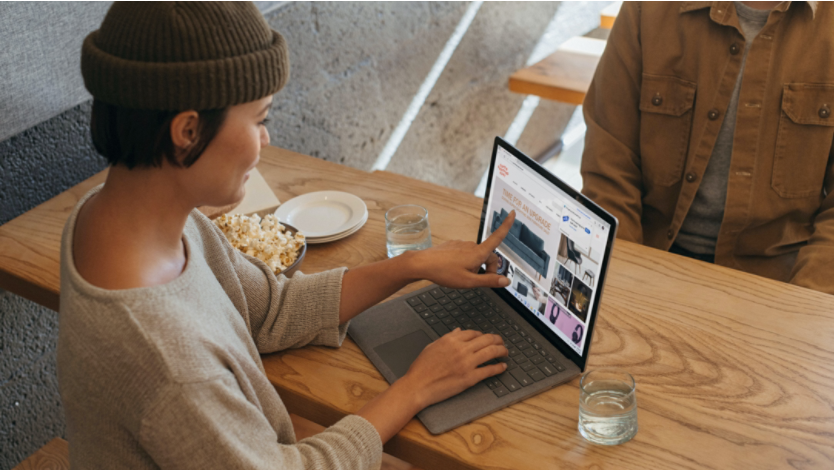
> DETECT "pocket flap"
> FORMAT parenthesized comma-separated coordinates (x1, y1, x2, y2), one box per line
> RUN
(640, 74, 696, 116)
(782, 83, 834, 126)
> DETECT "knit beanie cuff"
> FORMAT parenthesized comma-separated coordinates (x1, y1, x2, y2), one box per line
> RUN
(81, 29, 289, 111)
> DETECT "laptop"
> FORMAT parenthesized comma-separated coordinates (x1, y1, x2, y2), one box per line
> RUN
(347, 136, 618, 434)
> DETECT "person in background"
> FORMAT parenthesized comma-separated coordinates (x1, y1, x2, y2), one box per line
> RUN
(581, 1, 834, 295)
(60, 2, 516, 468)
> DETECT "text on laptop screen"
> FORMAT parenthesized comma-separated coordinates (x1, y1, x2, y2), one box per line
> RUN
(481, 146, 611, 356)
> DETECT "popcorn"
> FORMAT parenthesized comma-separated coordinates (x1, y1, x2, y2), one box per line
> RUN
(213, 213, 305, 275)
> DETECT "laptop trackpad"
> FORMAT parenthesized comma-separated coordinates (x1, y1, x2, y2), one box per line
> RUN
(374, 330, 433, 379)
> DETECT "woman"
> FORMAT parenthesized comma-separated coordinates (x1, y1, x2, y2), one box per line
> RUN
(59, 3, 515, 469)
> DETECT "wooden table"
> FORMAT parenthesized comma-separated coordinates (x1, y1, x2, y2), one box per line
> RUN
(2, 146, 833, 469)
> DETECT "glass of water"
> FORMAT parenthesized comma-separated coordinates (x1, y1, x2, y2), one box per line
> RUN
(578, 369, 638, 445)
(385, 205, 432, 258)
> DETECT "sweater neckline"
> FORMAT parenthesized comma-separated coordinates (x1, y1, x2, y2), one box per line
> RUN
(63, 184, 198, 299)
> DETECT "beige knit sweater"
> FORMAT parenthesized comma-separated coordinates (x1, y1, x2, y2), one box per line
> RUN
(57, 186, 382, 469)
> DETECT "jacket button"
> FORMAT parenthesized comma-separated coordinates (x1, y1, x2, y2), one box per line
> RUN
(708, 109, 720, 120)
(730, 43, 740, 55)
(667, 230, 674, 239)
(686, 172, 697, 183)
(820, 105, 831, 119)
(652, 93, 663, 106)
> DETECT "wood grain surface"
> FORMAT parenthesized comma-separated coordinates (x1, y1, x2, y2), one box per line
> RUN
(256, 147, 834, 469)
(12, 438, 69, 470)
(1, 146, 833, 469)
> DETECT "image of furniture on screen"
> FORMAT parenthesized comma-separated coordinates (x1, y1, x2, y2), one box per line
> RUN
(491, 209, 550, 280)
(582, 269, 595, 288)
(550, 264, 572, 305)
(556, 235, 582, 276)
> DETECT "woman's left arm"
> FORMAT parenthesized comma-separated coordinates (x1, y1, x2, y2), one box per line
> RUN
(338, 211, 515, 324)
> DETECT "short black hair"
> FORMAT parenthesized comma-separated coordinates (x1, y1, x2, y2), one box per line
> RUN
(90, 99, 228, 169)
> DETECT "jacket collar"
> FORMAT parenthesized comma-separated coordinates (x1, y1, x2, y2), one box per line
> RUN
(679, 1, 817, 19)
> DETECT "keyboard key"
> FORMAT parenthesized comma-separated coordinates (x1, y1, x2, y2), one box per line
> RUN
(530, 355, 545, 365)
(518, 329, 526, 336)
(529, 369, 546, 382)
(470, 297, 483, 306)
(486, 378, 501, 389)
(546, 355, 558, 364)
(414, 304, 428, 313)
(441, 287, 455, 294)
(430, 288, 445, 298)
(524, 348, 538, 358)
(476, 289, 486, 297)
(500, 326, 514, 337)
(493, 386, 509, 397)
(508, 347, 522, 357)
(508, 335, 524, 344)
(441, 316, 456, 326)
(539, 349, 548, 357)
(556, 363, 566, 372)
(506, 360, 518, 370)
(448, 320, 462, 330)
(454, 297, 466, 306)
(449, 308, 464, 317)
(533, 343, 542, 350)
(539, 363, 557, 377)
(418, 310, 433, 319)
(521, 362, 536, 372)
(510, 368, 533, 387)
(498, 372, 521, 392)
(461, 304, 473, 312)
(438, 297, 451, 305)
(448, 291, 461, 300)
(476, 319, 491, 329)
(514, 354, 529, 364)
(431, 323, 450, 336)
(436, 310, 449, 319)
(462, 321, 476, 330)
(489, 316, 502, 325)
(487, 300, 497, 307)
(430, 305, 444, 313)
(407, 297, 422, 307)
(517, 341, 531, 351)
(418, 292, 436, 306)
(525, 336, 535, 344)
(476, 304, 490, 312)
(463, 291, 476, 300)
(495, 321, 508, 330)
(444, 302, 457, 311)
(426, 316, 440, 325)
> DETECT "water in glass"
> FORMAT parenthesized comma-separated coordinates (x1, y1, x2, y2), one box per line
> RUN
(386, 211, 431, 258)
(578, 373, 638, 445)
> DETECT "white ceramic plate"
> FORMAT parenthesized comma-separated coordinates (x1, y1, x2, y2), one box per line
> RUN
(275, 191, 368, 238)
(306, 211, 368, 244)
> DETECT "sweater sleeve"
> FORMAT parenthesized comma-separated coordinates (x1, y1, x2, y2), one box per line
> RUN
(191, 211, 349, 353)
(139, 377, 382, 470)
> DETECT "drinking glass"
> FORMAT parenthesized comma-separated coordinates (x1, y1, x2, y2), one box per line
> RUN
(578, 369, 638, 445)
(385, 205, 432, 258)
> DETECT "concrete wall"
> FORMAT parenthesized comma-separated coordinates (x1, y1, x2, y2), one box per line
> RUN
(0, 2, 606, 468)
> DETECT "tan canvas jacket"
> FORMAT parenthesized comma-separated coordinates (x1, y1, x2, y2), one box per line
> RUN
(581, 1, 834, 294)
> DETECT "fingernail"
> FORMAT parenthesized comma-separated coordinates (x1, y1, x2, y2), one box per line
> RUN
(503, 363, 508, 369)
(500, 277, 510, 287)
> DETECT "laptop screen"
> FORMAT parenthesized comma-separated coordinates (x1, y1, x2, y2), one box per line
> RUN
(479, 138, 616, 365)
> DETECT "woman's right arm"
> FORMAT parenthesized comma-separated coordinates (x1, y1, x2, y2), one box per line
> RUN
(356, 329, 507, 443)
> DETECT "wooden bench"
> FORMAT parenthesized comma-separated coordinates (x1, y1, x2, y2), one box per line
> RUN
(13, 415, 419, 470)
(508, 36, 606, 106)
(600, 1, 621, 29)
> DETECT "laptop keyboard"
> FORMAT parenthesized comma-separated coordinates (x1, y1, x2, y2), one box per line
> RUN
(405, 286, 566, 398)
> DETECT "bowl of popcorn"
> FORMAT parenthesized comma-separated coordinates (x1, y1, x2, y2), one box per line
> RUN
(213, 213, 306, 278)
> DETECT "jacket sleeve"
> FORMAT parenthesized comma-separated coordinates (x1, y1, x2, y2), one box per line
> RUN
(191, 211, 349, 353)
(580, 1, 645, 243)
(140, 377, 382, 470)
(789, 144, 834, 295)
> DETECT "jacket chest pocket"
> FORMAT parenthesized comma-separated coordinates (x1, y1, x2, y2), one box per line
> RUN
(639, 74, 697, 186)
(772, 84, 834, 198)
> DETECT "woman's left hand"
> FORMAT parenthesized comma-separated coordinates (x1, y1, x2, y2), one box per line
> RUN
(407, 210, 516, 289)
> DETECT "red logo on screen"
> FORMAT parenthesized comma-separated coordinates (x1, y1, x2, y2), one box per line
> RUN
(498, 164, 509, 178)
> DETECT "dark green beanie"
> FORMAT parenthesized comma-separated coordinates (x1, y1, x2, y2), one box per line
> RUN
(81, 1, 289, 111)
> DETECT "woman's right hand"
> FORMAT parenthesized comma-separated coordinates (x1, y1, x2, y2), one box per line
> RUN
(401, 329, 508, 409)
